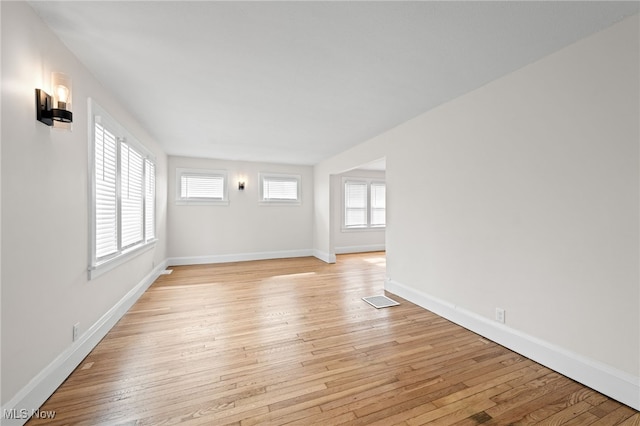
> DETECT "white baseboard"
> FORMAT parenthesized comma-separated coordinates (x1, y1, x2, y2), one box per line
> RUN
(168, 249, 315, 266)
(1, 261, 169, 426)
(335, 244, 385, 254)
(313, 249, 336, 264)
(385, 278, 640, 411)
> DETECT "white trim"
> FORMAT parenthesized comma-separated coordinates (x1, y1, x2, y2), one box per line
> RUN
(385, 278, 640, 411)
(175, 199, 229, 206)
(313, 249, 336, 264)
(335, 244, 386, 254)
(1, 261, 169, 426)
(340, 226, 386, 233)
(175, 199, 230, 206)
(258, 200, 302, 206)
(168, 249, 314, 266)
(89, 98, 155, 160)
(88, 240, 156, 280)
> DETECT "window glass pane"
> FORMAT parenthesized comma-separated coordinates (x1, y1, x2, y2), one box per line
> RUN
(371, 183, 385, 208)
(345, 208, 367, 227)
(263, 178, 298, 200)
(371, 208, 386, 226)
(181, 175, 225, 199)
(94, 123, 118, 259)
(121, 142, 144, 248)
(345, 182, 368, 227)
(371, 183, 386, 226)
(145, 160, 155, 241)
(346, 182, 367, 208)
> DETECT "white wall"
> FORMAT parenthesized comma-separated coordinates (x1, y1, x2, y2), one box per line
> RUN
(1, 1, 168, 417)
(332, 169, 385, 253)
(168, 156, 313, 264)
(314, 14, 639, 408)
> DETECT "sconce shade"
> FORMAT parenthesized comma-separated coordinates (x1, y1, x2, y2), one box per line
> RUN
(238, 181, 246, 190)
(55, 84, 70, 109)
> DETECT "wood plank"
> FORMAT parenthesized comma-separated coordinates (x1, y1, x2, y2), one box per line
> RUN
(589, 406, 640, 426)
(618, 414, 640, 426)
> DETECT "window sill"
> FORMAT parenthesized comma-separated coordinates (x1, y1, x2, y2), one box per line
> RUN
(259, 200, 301, 206)
(89, 240, 157, 280)
(176, 199, 229, 206)
(341, 226, 386, 233)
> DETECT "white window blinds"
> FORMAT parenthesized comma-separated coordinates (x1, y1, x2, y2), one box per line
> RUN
(94, 123, 118, 259)
(180, 174, 225, 200)
(344, 180, 386, 229)
(145, 160, 155, 242)
(345, 182, 368, 227)
(262, 177, 298, 201)
(370, 183, 386, 227)
(120, 142, 144, 248)
(259, 173, 301, 204)
(91, 100, 156, 274)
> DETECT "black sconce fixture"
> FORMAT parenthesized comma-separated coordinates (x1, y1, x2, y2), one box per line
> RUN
(238, 181, 246, 191)
(35, 73, 73, 126)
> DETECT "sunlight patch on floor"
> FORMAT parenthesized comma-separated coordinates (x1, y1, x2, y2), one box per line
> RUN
(269, 271, 317, 280)
(364, 256, 386, 266)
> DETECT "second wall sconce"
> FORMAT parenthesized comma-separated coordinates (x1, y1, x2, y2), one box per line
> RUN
(36, 72, 73, 126)
(238, 181, 246, 191)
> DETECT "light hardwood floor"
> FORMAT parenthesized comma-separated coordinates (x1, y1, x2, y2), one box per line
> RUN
(29, 253, 639, 425)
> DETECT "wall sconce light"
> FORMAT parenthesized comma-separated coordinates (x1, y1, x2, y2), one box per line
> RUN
(238, 181, 246, 191)
(35, 72, 73, 126)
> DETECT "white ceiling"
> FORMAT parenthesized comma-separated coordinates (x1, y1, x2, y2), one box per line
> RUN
(29, 1, 639, 165)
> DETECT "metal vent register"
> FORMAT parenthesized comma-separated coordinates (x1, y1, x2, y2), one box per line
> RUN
(362, 295, 400, 309)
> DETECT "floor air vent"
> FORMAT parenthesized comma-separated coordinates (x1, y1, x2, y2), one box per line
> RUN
(362, 295, 400, 309)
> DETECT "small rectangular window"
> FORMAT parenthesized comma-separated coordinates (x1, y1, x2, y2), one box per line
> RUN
(181, 175, 224, 199)
(176, 168, 228, 205)
(260, 173, 301, 204)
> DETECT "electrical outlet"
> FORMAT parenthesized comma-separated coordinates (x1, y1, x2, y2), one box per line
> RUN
(73, 323, 80, 342)
(495, 308, 505, 324)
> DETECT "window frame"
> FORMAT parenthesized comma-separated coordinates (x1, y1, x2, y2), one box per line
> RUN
(342, 178, 386, 231)
(175, 168, 229, 205)
(259, 173, 301, 205)
(88, 99, 156, 280)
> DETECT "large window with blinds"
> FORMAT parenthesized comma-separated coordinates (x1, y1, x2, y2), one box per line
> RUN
(260, 173, 301, 204)
(176, 168, 228, 205)
(343, 180, 386, 229)
(90, 99, 156, 278)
